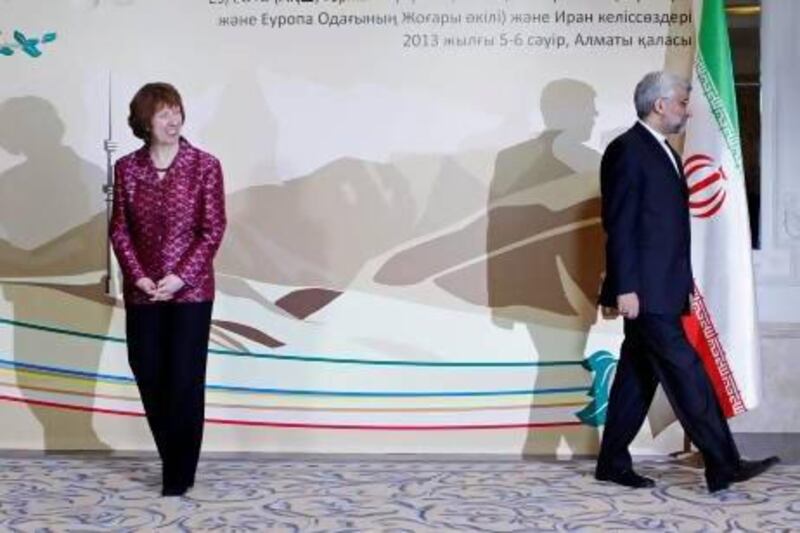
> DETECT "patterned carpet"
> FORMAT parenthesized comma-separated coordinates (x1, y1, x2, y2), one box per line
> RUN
(0, 454, 796, 532)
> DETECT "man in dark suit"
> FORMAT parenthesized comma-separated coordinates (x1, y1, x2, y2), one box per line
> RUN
(595, 71, 778, 493)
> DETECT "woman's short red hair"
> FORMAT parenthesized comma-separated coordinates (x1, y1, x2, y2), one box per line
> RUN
(127, 82, 185, 142)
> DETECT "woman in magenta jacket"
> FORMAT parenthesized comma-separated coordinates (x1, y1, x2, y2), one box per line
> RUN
(110, 82, 226, 497)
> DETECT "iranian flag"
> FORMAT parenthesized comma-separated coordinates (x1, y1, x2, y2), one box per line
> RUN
(680, 0, 760, 417)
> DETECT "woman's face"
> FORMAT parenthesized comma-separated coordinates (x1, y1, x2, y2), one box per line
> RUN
(149, 104, 183, 146)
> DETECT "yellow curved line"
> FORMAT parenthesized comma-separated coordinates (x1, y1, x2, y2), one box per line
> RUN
(1, 367, 588, 409)
(0, 366, 133, 391)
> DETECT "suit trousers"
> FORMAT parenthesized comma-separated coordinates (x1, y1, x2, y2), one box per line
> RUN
(596, 313, 741, 486)
(126, 301, 213, 490)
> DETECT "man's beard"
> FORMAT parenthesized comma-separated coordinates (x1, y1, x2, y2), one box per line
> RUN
(667, 117, 687, 135)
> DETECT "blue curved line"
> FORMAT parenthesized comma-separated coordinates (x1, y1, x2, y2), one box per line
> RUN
(0, 317, 584, 368)
(0, 357, 590, 398)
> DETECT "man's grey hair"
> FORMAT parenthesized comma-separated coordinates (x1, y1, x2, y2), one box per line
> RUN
(634, 71, 691, 119)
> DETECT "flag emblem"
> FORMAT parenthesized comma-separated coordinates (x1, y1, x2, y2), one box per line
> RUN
(684, 153, 728, 218)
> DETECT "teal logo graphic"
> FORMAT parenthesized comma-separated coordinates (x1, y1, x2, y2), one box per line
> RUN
(0, 30, 57, 58)
(575, 350, 618, 427)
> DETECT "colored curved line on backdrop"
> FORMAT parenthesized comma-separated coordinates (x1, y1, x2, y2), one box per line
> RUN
(0, 317, 585, 367)
(0, 394, 585, 431)
(0, 367, 588, 410)
(0, 379, 587, 413)
(0, 358, 590, 398)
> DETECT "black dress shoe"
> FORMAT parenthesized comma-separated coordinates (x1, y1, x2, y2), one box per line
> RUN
(707, 477, 730, 494)
(708, 456, 780, 493)
(733, 456, 780, 483)
(596, 469, 656, 489)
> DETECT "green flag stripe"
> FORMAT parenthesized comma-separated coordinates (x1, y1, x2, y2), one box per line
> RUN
(696, 55, 744, 170)
(698, 0, 740, 138)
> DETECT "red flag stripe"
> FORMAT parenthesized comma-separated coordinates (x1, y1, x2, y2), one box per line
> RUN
(681, 286, 746, 418)
(682, 313, 735, 417)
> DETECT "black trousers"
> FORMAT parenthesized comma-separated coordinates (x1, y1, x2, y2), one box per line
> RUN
(126, 301, 213, 490)
(596, 313, 741, 486)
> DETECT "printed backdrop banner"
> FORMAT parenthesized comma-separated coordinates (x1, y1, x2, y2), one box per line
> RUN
(0, 0, 753, 454)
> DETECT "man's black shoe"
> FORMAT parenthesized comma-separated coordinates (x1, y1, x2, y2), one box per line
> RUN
(708, 456, 779, 493)
(596, 469, 656, 489)
(707, 477, 730, 493)
(733, 456, 780, 483)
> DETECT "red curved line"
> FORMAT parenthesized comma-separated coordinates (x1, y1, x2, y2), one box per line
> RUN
(0, 394, 142, 417)
(695, 192, 727, 218)
(685, 162, 711, 177)
(689, 171, 722, 194)
(205, 419, 585, 431)
(689, 189, 723, 209)
(684, 154, 713, 167)
(0, 394, 584, 431)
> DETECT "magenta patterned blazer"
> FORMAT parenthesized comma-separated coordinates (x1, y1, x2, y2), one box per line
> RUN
(110, 138, 226, 304)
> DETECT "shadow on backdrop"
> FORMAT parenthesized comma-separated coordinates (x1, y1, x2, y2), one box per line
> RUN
(0, 96, 111, 451)
(213, 85, 486, 349)
(485, 80, 603, 456)
(374, 80, 608, 455)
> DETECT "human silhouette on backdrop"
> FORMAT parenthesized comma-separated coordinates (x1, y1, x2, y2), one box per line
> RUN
(373, 79, 607, 455)
(0, 96, 110, 451)
(486, 79, 604, 456)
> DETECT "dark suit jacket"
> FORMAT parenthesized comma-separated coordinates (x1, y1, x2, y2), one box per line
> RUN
(599, 122, 693, 314)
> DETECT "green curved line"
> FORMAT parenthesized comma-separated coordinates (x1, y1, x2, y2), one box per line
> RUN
(0, 317, 585, 368)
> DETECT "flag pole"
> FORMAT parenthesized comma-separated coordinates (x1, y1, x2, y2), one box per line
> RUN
(102, 70, 117, 296)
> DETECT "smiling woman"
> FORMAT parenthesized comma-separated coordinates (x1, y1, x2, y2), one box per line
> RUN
(110, 82, 227, 497)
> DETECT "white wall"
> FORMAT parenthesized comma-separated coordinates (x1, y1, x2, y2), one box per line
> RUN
(732, 0, 800, 432)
